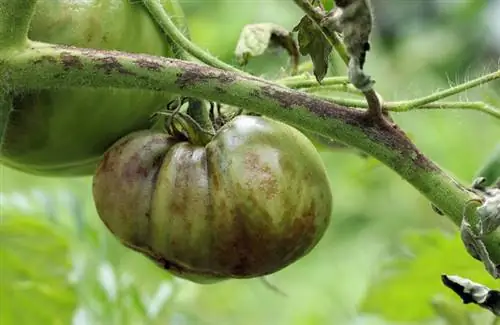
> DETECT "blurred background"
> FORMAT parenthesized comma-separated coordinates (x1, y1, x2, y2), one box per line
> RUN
(1, 0, 500, 324)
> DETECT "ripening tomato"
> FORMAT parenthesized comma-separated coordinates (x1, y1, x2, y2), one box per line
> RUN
(92, 115, 333, 283)
(0, 0, 188, 176)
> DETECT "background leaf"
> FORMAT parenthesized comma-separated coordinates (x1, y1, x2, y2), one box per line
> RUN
(0, 215, 76, 325)
(235, 23, 299, 74)
(360, 230, 498, 322)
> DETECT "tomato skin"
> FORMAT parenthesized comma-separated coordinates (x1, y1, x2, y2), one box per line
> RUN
(92, 115, 333, 283)
(0, 0, 187, 176)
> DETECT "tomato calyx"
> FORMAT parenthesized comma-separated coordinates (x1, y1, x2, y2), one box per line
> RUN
(151, 97, 245, 147)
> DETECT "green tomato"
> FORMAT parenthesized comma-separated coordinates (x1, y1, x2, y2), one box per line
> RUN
(92, 115, 333, 283)
(1, 0, 188, 176)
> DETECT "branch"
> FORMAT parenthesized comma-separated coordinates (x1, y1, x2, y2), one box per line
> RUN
(140, 0, 240, 73)
(278, 75, 350, 88)
(290, 71, 500, 119)
(388, 101, 500, 119)
(307, 96, 500, 119)
(292, 0, 384, 122)
(0, 0, 38, 49)
(392, 70, 500, 109)
(1, 42, 475, 217)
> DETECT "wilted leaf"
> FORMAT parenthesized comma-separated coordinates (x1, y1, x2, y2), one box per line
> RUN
(360, 230, 498, 321)
(235, 23, 299, 74)
(293, 14, 332, 82)
(0, 216, 76, 325)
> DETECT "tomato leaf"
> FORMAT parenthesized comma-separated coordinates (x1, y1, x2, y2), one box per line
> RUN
(430, 296, 474, 325)
(293, 11, 332, 82)
(0, 216, 76, 325)
(360, 230, 498, 321)
(474, 143, 500, 187)
(235, 23, 299, 74)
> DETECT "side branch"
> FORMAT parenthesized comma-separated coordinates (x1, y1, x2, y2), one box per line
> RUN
(292, 0, 384, 122)
(2, 42, 477, 223)
(0, 0, 38, 49)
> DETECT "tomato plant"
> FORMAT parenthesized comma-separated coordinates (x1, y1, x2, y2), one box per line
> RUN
(0, 0, 187, 176)
(1, 0, 500, 322)
(92, 112, 333, 283)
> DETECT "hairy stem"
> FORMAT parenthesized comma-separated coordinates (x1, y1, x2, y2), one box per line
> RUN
(306, 84, 364, 96)
(140, 0, 240, 73)
(2, 42, 476, 217)
(279, 75, 349, 88)
(310, 95, 500, 119)
(389, 101, 500, 119)
(393, 70, 500, 109)
(0, 0, 38, 49)
(281, 71, 500, 119)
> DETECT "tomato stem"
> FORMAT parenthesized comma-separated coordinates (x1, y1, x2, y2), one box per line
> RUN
(140, 0, 243, 74)
(3, 41, 500, 263)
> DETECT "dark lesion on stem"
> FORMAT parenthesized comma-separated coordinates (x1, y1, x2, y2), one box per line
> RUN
(17, 42, 433, 172)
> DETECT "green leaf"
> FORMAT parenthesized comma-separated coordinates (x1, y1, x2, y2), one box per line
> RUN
(320, 0, 334, 11)
(474, 143, 500, 187)
(430, 296, 474, 325)
(235, 23, 299, 74)
(293, 13, 332, 82)
(0, 216, 76, 325)
(360, 230, 498, 322)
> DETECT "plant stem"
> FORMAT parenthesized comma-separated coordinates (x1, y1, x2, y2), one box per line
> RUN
(140, 0, 241, 73)
(306, 84, 364, 96)
(300, 93, 500, 119)
(1, 43, 474, 216)
(279, 75, 349, 88)
(388, 101, 500, 119)
(0, 0, 38, 49)
(393, 70, 500, 109)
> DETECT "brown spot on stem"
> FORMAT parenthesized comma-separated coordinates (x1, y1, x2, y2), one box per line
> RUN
(175, 68, 236, 89)
(258, 85, 438, 171)
(135, 59, 163, 71)
(60, 52, 83, 70)
(93, 56, 135, 75)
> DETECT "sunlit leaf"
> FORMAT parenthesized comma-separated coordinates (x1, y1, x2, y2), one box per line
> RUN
(360, 230, 498, 321)
(235, 23, 299, 74)
(0, 216, 76, 325)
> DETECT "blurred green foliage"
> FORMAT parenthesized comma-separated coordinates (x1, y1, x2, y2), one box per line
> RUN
(1, 0, 500, 324)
